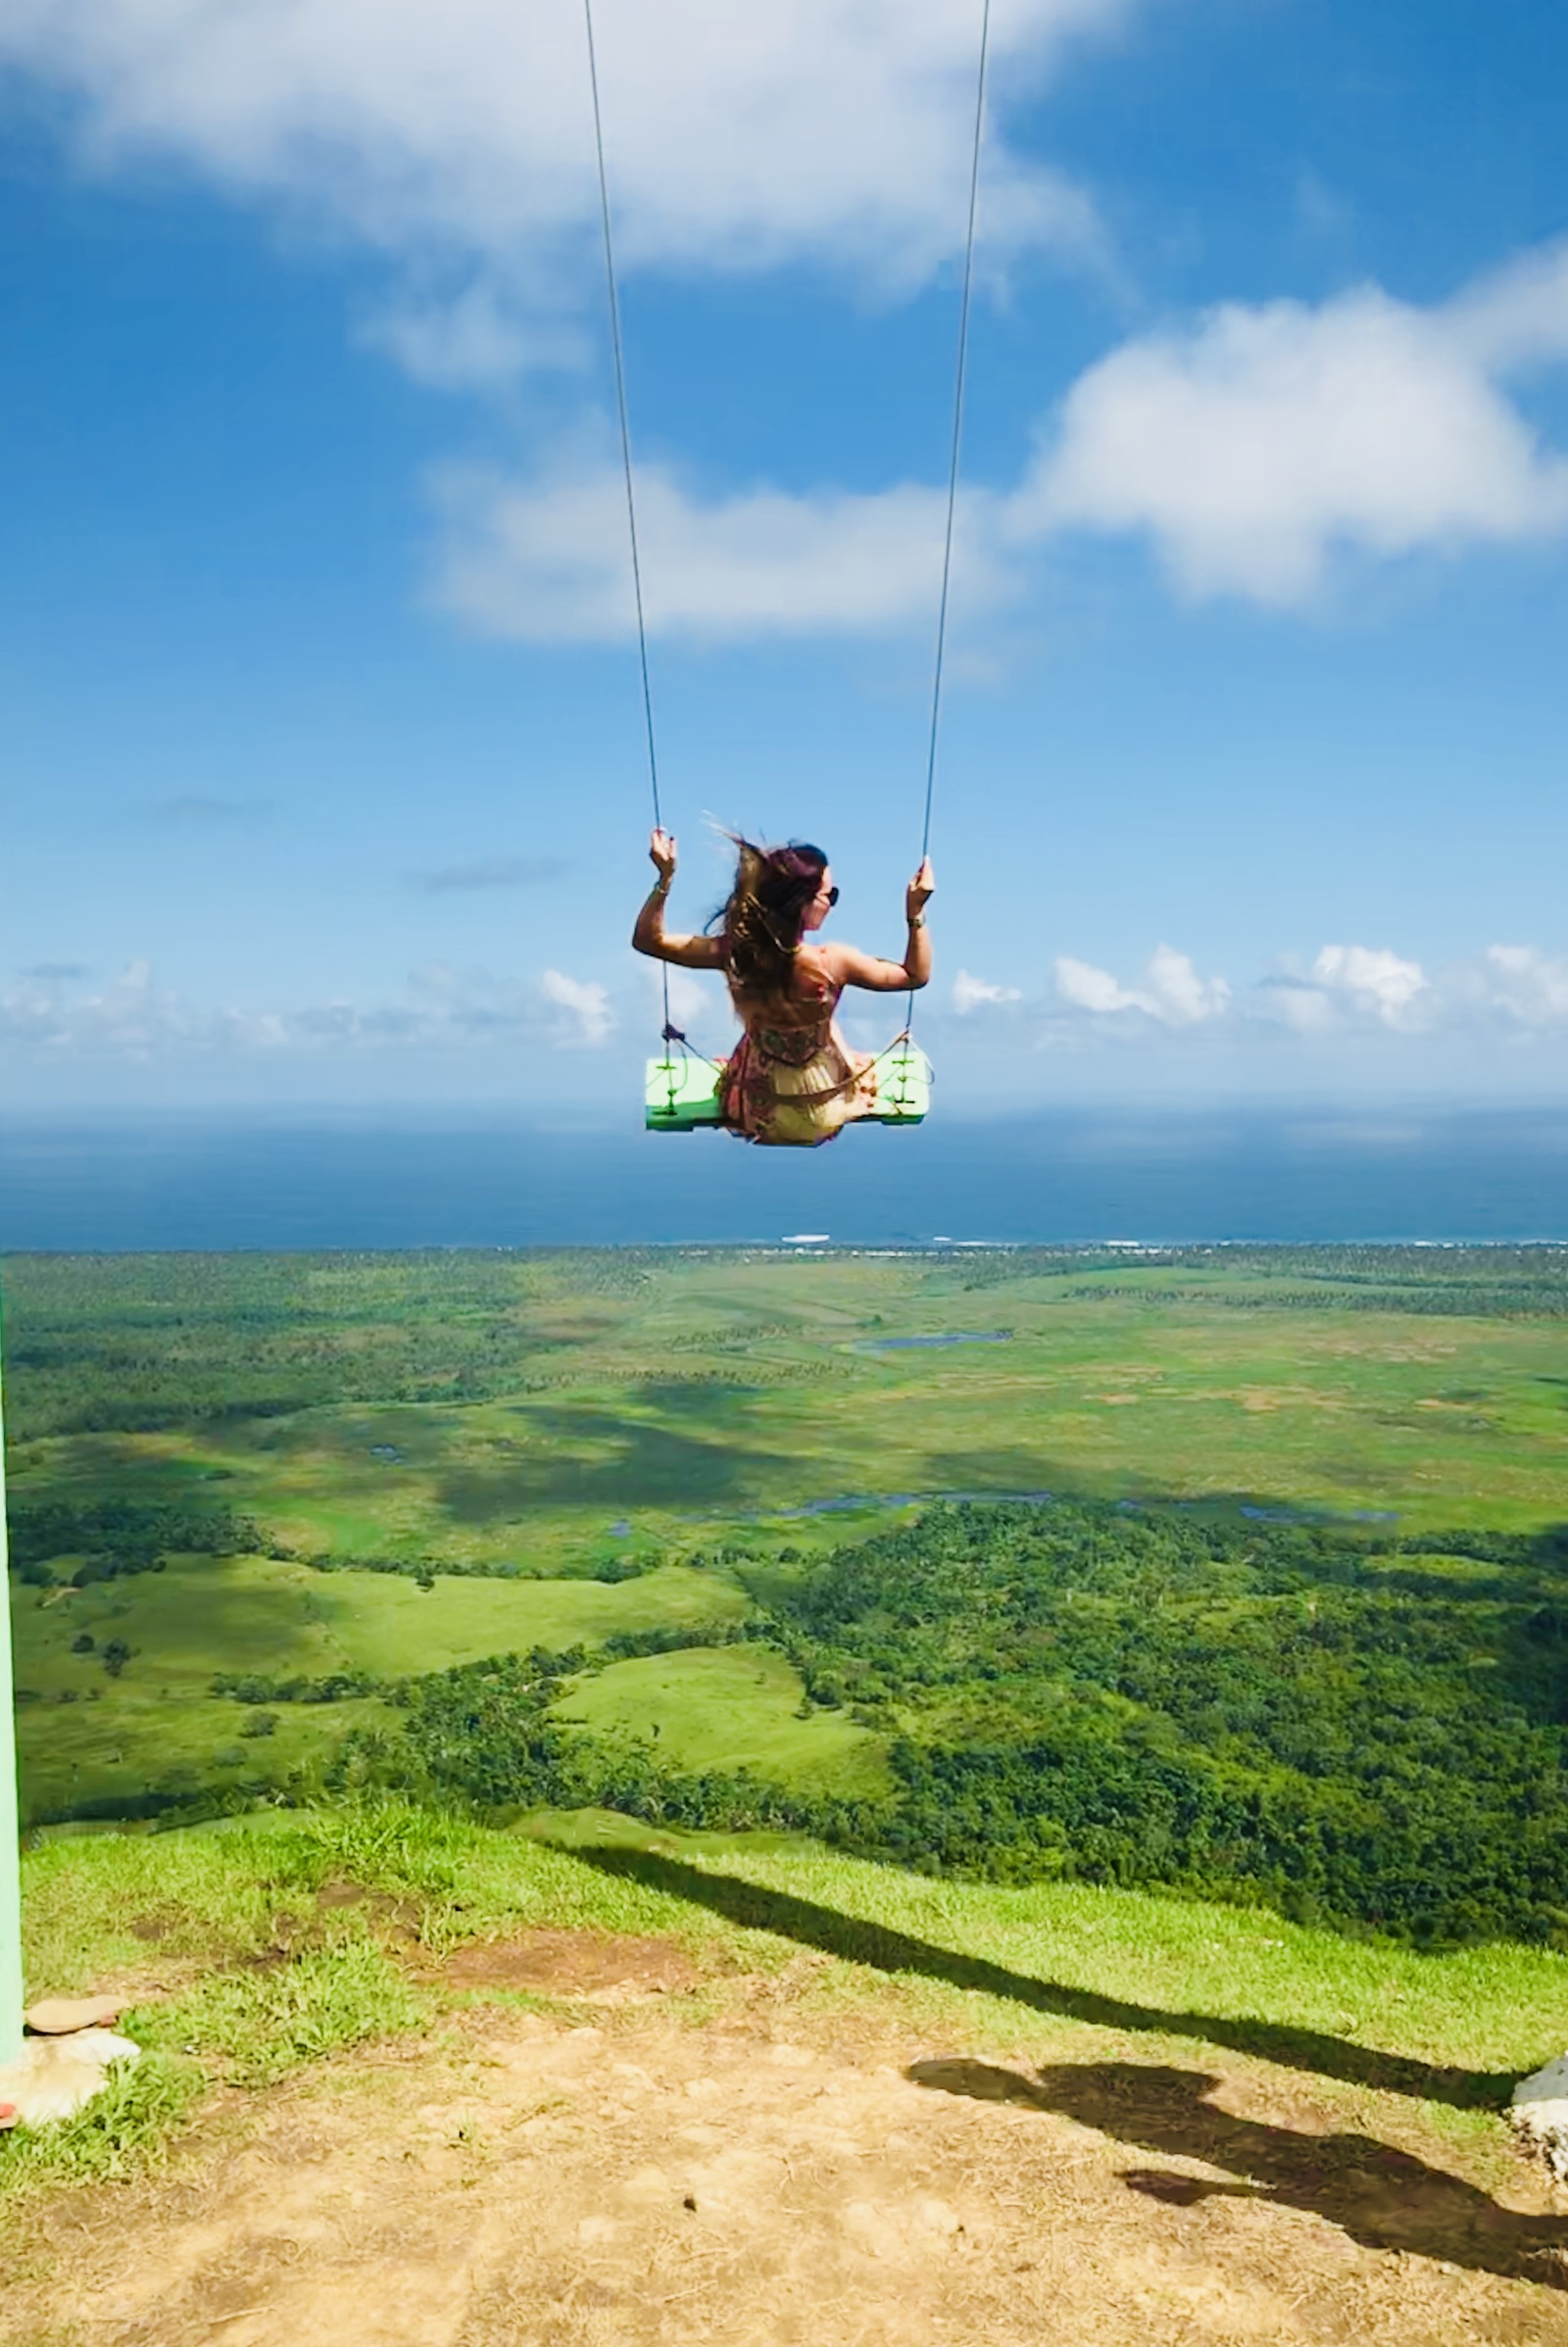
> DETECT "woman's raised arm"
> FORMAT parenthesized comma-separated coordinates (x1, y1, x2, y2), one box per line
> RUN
(823, 857, 934, 994)
(631, 829, 725, 968)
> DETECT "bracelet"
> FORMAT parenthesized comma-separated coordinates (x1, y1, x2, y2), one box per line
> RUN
(907, 911, 926, 929)
(653, 877, 672, 896)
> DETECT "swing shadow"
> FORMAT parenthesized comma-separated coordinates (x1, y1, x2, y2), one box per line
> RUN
(909, 2058, 1568, 2291)
(567, 1845, 1517, 2113)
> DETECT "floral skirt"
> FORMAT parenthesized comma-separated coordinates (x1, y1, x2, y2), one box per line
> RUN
(719, 1031, 880, 1148)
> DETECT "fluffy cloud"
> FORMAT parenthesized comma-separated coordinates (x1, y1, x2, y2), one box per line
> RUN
(1475, 945, 1568, 1027)
(17, 939, 1568, 1068)
(433, 231, 1568, 641)
(953, 968, 1023, 1013)
(9, 5, 1568, 635)
(0, 0, 1116, 284)
(658, 966, 721, 1035)
(430, 462, 999, 642)
(360, 280, 586, 392)
(1021, 250, 1568, 603)
(1263, 945, 1429, 1032)
(1054, 944, 1229, 1025)
(540, 967, 613, 1046)
(0, 960, 217, 1057)
(0, 958, 615, 1057)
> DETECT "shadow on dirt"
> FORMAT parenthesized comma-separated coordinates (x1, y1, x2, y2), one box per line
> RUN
(570, 1846, 1517, 2113)
(910, 2058, 1568, 2290)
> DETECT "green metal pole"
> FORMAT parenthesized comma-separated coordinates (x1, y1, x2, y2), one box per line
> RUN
(0, 1293, 23, 2066)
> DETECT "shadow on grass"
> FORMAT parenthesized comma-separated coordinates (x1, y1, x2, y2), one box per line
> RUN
(911, 2059, 1568, 2290)
(570, 1846, 1516, 2113)
(437, 1394, 784, 1521)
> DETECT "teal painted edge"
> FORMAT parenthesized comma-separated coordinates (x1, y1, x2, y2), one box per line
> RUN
(0, 1297, 23, 2063)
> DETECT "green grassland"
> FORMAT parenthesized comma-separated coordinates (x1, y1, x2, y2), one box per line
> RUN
(9, 1246, 1568, 1550)
(552, 1644, 894, 1796)
(12, 1553, 745, 1819)
(7, 1243, 1568, 1837)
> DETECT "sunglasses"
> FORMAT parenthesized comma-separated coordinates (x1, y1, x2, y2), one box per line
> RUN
(822, 884, 840, 907)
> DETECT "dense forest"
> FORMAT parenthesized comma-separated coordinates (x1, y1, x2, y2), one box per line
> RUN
(765, 1502, 1568, 1944)
(295, 1499, 1568, 1949)
(8, 1497, 265, 1584)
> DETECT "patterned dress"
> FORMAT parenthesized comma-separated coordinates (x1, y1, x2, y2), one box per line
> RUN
(719, 953, 880, 1148)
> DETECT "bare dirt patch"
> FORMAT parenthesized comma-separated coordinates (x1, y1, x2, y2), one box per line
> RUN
(9, 1998, 1568, 2347)
(433, 1929, 703, 2002)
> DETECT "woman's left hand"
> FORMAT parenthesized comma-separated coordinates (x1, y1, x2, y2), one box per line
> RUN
(906, 856, 935, 921)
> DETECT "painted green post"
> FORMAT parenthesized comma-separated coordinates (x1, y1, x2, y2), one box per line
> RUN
(0, 1305, 23, 2066)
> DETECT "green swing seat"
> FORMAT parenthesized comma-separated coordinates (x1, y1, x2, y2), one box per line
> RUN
(645, 1044, 932, 1133)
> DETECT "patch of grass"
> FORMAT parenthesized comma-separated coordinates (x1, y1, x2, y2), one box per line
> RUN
(19, 1820, 308, 1992)
(318, 1561, 746, 1679)
(638, 1839, 1564, 2081)
(0, 2049, 204, 2201)
(143, 1939, 426, 2088)
(552, 1644, 894, 1796)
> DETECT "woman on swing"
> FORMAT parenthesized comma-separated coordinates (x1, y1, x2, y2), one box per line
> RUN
(633, 830, 934, 1147)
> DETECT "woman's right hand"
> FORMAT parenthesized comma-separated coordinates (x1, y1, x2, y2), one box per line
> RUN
(650, 827, 677, 884)
(906, 856, 935, 922)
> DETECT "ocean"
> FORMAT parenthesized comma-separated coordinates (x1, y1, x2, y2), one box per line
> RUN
(1, 1103, 1566, 1250)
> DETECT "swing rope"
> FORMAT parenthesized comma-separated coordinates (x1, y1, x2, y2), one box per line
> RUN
(588, 0, 991, 1117)
(906, 0, 991, 1037)
(583, 0, 678, 1072)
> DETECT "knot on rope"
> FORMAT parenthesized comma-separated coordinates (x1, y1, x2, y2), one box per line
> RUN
(662, 1022, 689, 1047)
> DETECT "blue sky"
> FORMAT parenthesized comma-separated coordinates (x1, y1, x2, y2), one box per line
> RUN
(1, 0, 1566, 1112)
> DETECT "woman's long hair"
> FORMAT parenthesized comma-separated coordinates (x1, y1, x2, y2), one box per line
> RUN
(719, 837, 828, 998)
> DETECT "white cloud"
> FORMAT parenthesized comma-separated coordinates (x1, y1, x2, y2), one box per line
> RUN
(540, 967, 614, 1046)
(953, 968, 1023, 1013)
(20, 938, 1568, 1076)
(1467, 945, 1568, 1028)
(5, 5, 1568, 641)
(1021, 246, 1568, 603)
(1054, 944, 1229, 1025)
(432, 460, 1000, 642)
(0, 958, 616, 1057)
(1054, 955, 1142, 1015)
(659, 966, 721, 1036)
(1447, 240, 1568, 370)
(360, 279, 588, 391)
(435, 230, 1568, 642)
(0, 959, 207, 1057)
(1264, 944, 1429, 1032)
(0, 0, 1118, 286)
(1146, 942, 1231, 1024)
(1313, 944, 1427, 1023)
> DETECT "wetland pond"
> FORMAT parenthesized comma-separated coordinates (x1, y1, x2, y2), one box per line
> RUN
(856, 1331, 1010, 1352)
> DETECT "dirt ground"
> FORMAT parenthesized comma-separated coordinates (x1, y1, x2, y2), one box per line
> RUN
(10, 1930, 1568, 2347)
